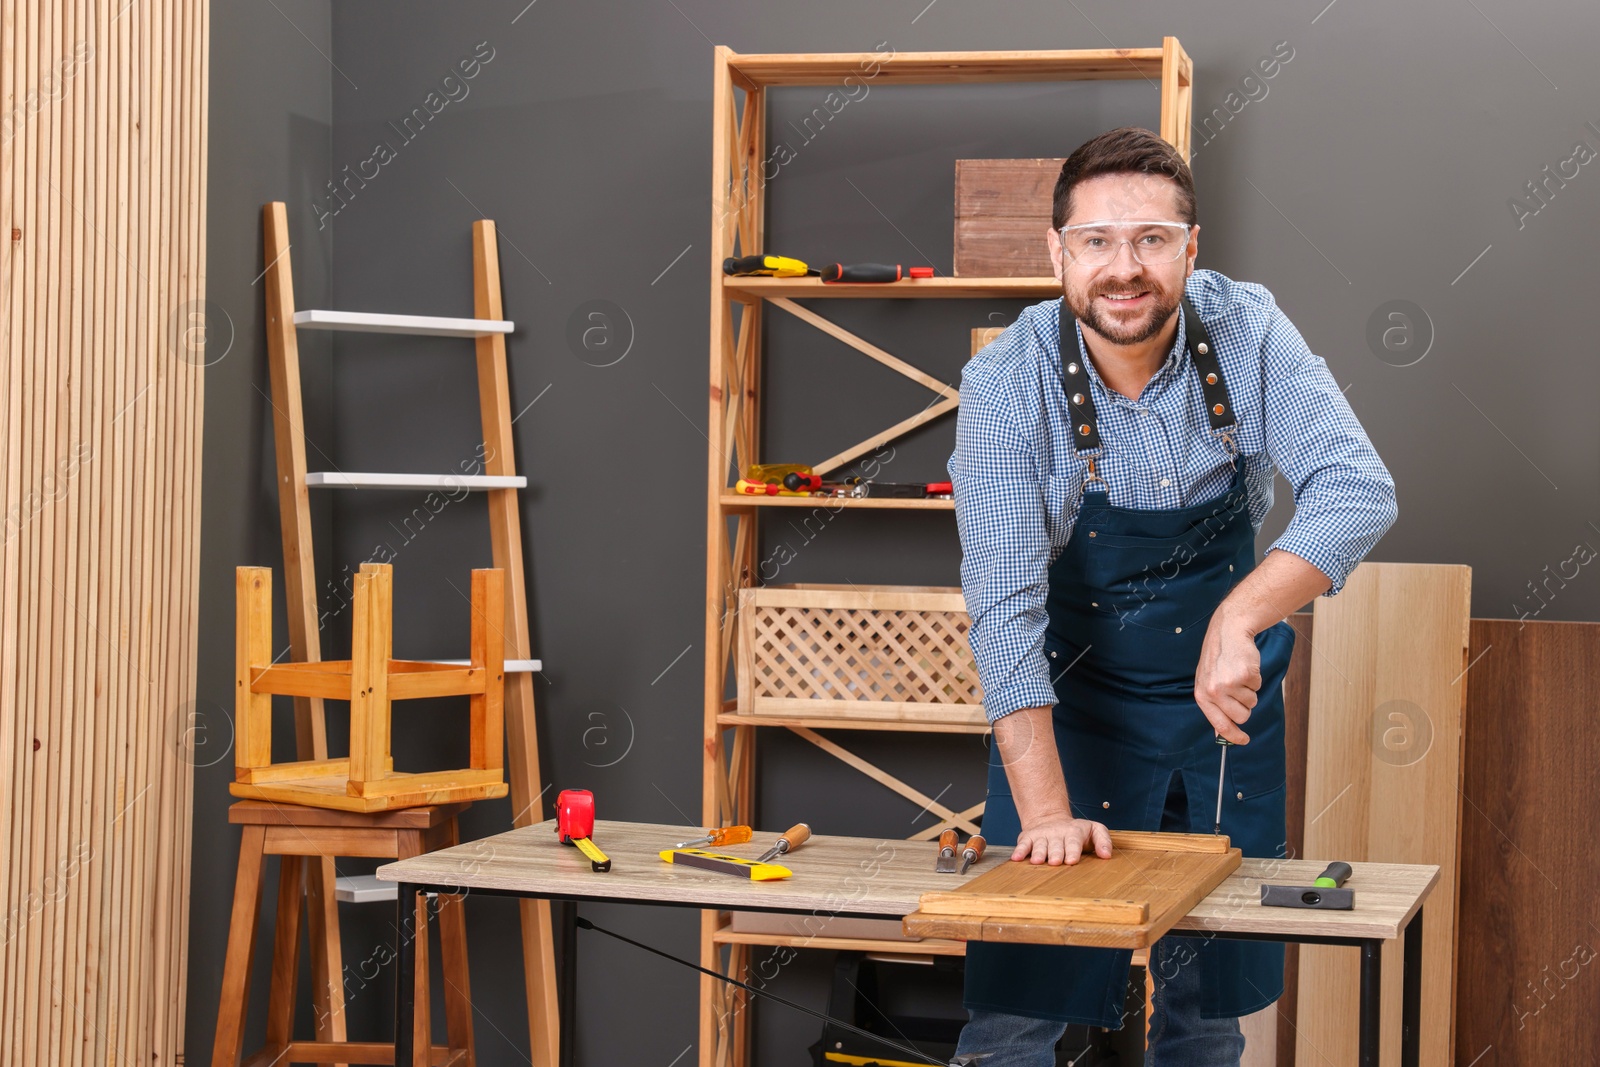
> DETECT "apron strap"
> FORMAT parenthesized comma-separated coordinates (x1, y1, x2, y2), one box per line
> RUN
(1060, 293, 1238, 457)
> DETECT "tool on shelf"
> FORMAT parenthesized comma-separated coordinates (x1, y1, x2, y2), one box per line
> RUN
(959, 835, 986, 875)
(755, 823, 811, 863)
(673, 825, 753, 849)
(722, 254, 814, 277)
(555, 788, 612, 872)
(810, 478, 953, 500)
(735, 463, 816, 497)
(720, 255, 937, 284)
(1261, 861, 1355, 910)
(658, 848, 792, 881)
(1213, 735, 1232, 834)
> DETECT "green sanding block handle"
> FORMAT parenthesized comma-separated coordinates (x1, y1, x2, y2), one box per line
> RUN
(1314, 861, 1352, 888)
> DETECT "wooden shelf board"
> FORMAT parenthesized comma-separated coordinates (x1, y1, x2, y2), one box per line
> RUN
(717, 712, 988, 735)
(719, 492, 953, 511)
(293, 309, 513, 336)
(723, 275, 1061, 299)
(307, 472, 527, 490)
(727, 48, 1165, 88)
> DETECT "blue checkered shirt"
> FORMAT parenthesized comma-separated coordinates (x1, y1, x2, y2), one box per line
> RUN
(948, 268, 1397, 724)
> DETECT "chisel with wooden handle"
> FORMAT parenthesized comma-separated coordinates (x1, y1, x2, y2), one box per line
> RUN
(756, 823, 810, 864)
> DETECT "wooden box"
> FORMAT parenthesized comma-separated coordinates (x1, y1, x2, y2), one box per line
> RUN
(953, 158, 1067, 278)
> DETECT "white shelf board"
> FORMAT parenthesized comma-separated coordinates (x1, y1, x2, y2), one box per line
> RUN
(306, 472, 526, 490)
(426, 658, 542, 673)
(335, 874, 397, 903)
(294, 309, 513, 337)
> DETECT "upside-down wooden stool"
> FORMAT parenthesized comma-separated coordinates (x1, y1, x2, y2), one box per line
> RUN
(211, 800, 475, 1067)
(230, 562, 510, 812)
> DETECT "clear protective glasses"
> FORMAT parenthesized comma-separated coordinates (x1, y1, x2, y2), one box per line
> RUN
(1057, 219, 1192, 267)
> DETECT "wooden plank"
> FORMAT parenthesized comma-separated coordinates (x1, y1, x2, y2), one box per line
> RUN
(235, 568, 274, 770)
(472, 217, 561, 1067)
(727, 48, 1167, 87)
(1455, 619, 1600, 1066)
(1297, 563, 1470, 1067)
(469, 568, 505, 771)
(236, 758, 350, 785)
(386, 667, 485, 701)
(724, 275, 1061, 299)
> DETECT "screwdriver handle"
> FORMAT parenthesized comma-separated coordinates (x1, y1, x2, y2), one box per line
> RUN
(962, 835, 986, 862)
(777, 823, 810, 852)
(710, 825, 753, 847)
(1315, 861, 1352, 888)
(819, 262, 902, 284)
(938, 828, 958, 856)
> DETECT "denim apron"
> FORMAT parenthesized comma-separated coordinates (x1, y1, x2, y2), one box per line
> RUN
(962, 296, 1295, 1027)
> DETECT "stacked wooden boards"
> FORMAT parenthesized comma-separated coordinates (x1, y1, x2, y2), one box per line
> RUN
(904, 831, 1241, 948)
(0, 0, 208, 1065)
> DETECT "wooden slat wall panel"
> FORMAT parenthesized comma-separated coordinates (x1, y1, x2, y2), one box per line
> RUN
(0, 1, 208, 1064)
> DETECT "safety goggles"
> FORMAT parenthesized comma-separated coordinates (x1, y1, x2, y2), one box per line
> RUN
(1057, 220, 1192, 266)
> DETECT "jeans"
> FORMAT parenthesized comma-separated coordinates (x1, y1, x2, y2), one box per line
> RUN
(952, 775, 1249, 1066)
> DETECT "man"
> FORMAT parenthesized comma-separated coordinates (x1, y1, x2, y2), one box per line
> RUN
(946, 126, 1397, 1066)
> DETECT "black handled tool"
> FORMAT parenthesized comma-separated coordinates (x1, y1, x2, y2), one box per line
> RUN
(1261, 861, 1354, 910)
(818, 262, 902, 283)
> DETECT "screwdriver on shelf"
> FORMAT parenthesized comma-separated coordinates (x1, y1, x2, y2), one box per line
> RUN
(756, 823, 811, 863)
(672, 825, 753, 849)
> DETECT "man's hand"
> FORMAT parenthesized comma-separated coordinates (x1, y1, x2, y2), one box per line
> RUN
(1012, 811, 1113, 865)
(1194, 612, 1261, 745)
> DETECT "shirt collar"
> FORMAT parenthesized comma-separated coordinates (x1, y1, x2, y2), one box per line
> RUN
(1057, 297, 1189, 399)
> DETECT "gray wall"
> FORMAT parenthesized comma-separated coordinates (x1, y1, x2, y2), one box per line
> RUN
(194, 2, 1600, 1064)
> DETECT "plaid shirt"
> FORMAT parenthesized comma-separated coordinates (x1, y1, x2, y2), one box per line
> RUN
(948, 268, 1397, 724)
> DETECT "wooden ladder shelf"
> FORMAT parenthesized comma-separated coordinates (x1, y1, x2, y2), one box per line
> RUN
(260, 202, 560, 1066)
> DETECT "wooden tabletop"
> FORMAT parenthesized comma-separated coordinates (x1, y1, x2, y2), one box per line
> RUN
(375, 819, 1440, 942)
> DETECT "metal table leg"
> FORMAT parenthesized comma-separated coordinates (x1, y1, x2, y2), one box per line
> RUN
(1359, 938, 1382, 1067)
(1401, 906, 1423, 1067)
(395, 882, 419, 1067)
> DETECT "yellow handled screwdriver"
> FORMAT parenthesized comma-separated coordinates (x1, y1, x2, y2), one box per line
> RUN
(673, 825, 753, 849)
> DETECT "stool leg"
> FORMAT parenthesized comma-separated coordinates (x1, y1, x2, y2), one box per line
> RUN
(264, 855, 305, 1050)
(437, 820, 476, 1064)
(211, 825, 268, 1067)
(306, 855, 350, 1065)
(398, 829, 433, 1067)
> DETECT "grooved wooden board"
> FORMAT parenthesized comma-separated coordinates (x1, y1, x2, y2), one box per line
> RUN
(903, 831, 1241, 949)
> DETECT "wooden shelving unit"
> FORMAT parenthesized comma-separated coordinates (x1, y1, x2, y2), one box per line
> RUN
(701, 43, 1193, 1067)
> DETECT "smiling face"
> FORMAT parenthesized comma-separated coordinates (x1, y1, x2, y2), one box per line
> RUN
(1047, 172, 1200, 347)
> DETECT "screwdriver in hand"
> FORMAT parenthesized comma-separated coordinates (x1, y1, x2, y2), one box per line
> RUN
(673, 825, 753, 849)
(1214, 735, 1233, 834)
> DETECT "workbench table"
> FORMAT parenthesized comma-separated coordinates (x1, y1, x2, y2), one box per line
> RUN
(377, 819, 1438, 1067)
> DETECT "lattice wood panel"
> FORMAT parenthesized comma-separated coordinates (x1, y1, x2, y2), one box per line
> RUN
(736, 584, 984, 724)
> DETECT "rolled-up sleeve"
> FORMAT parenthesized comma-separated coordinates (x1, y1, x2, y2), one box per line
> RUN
(948, 366, 1056, 723)
(1259, 300, 1398, 594)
